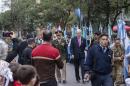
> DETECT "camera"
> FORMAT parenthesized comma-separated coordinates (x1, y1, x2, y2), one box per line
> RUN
(2, 32, 13, 37)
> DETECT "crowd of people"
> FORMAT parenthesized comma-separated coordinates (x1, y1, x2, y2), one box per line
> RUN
(0, 27, 130, 86)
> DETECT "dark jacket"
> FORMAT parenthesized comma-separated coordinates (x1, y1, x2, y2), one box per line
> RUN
(6, 40, 28, 64)
(70, 36, 86, 59)
(22, 46, 32, 65)
(17, 41, 28, 63)
(52, 38, 66, 60)
(6, 38, 20, 62)
(84, 44, 113, 75)
(32, 44, 63, 82)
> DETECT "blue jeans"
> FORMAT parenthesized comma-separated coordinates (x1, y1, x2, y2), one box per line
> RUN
(91, 73, 113, 86)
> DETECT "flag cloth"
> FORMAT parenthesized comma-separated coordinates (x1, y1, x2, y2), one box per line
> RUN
(64, 27, 67, 39)
(71, 25, 77, 38)
(71, 26, 74, 38)
(108, 19, 112, 40)
(99, 23, 103, 33)
(89, 23, 93, 39)
(117, 19, 126, 46)
(74, 8, 81, 18)
(117, 19, 126, 40)
(88, 23, 93, 45)
(82, 26, 87, 38)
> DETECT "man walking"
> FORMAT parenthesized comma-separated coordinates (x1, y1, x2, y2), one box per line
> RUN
(52, 30, 67, 84)
(70, 29, 86, 83)
(84, 34, 113, 86)
(32, 30, 63, 86)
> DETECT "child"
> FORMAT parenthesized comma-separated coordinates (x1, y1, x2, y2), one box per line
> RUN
(16, 65, 39, 86)
(9, 63, 21, 86)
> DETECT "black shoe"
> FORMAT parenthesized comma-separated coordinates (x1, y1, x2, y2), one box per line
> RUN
(76, 80, 80, 83)
(82, 80, 85, 84)
(63, 80, 66, 84)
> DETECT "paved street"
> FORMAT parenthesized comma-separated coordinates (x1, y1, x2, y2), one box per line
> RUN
(58, 63, 91, 86)
(58, 63, 125, 86)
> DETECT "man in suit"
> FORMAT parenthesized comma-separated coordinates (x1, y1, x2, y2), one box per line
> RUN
(70, 29, 86, 83)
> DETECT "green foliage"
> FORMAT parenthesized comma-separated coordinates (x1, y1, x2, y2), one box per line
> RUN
(0, 11, 12, 30)
(0, 0, 130, 31)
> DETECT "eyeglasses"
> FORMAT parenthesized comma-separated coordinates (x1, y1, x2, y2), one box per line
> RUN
(55, 31, 62, 34)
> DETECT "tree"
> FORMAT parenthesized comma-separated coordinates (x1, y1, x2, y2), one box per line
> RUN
(87, 0, 130, 30)
(0, 11, 12, 30)
(0, 0, 130, 31)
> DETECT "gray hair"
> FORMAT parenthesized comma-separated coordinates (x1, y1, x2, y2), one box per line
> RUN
(0, 39, 8, 60)
(77, 29, 82, 33)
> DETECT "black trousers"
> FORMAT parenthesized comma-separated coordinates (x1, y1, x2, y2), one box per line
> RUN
(40, 79, 57, 86)
(74, 58, 85, 81)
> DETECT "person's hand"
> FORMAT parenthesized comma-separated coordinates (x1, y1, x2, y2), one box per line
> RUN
(84, 73, 90, 82)
(10, 32, 16, 39)
(121, 55, 124, 60)
(71, 55, 74, 59)
(119, 57, 124, 61)
(11, 59, 17, 63)
(61, 43, 64, 46)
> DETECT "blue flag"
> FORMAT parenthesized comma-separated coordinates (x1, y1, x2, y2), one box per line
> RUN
(74, 8, 81, 18)
(99, 23, 103, 33)
(64, 27, 67, 39)
(108, 19, 112, 40)
(117, 19, 126, 40)
(117, 19, 126, 47)
(71, 25, 77, 38)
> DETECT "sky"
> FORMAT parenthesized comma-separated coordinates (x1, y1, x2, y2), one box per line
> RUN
(0, 0, 10, 13)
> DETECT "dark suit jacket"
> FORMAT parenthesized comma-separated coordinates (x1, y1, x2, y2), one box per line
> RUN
(70, 36, 86, 60)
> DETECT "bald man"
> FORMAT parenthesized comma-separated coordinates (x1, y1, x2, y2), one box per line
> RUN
(70, 29, 86, 83)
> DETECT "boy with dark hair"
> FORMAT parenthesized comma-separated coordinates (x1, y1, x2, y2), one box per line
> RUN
(9, 63, 21, 86)
(16, 65, 39, 86)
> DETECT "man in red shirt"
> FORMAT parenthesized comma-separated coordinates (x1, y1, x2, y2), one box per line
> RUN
(32, 30, 63, 86)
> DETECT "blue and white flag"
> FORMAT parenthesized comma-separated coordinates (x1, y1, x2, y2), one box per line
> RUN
(108, 19, 112, 40)
(117, 19, 126, 40)
(74, 8, 81, 18)
(71, 26, 74, 38)
(99, 23, 103, 33)
(64, 27, 67, 39)
(74, 8, 84, 23)
(47, 23, 52, 30)
(89, 23, 93, 39)
(117, 19, 126, 46)
(82, 25, 87, 38)
(71, 25, 77, 38)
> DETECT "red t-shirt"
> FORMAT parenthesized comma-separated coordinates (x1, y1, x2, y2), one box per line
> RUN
(32, 43, 60, 60)
(13, 80, 21, 86)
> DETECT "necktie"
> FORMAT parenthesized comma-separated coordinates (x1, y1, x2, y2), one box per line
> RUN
(78, 38, 81, 46)
(103, 48, 106, 53)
